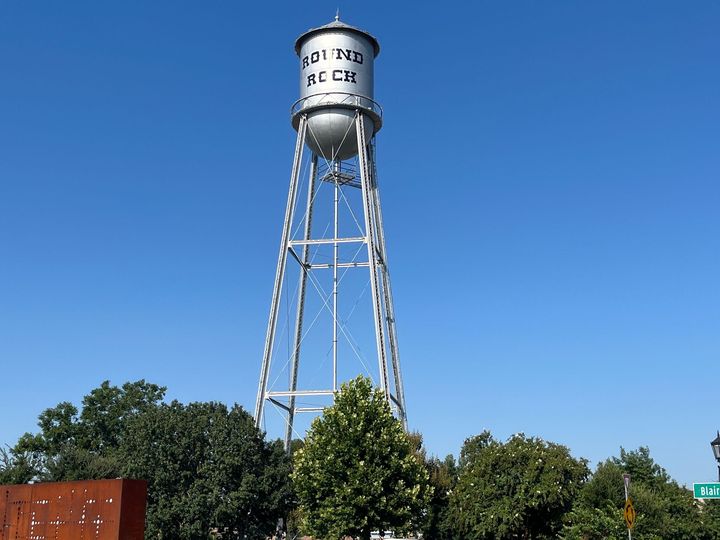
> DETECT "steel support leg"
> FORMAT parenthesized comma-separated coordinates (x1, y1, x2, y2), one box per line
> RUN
(284, 154, 318, 451)
(368, 144, 407, 429)
(356, 113, 390, 398)
(255, 116, 307, 429)
(332, 164, 340, 394)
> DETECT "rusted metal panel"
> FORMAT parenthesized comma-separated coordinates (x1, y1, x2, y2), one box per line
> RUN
(118, 479, 147, 539)
(0, 478, 146, 540)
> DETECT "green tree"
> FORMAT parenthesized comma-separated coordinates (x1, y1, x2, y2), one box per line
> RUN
(561, 447, 717, 540)
(292, 376, 431, 540)
(447, 431, 589, 539)
(421, 454, 457, 540)
(122, 400, 291, 539)
(560, 460, 628, 540)
(613, 447, 670, 489)
(0, 444, 42, 484)
(1, 380, 292, 540)
(406, 432, 457, 540)
(7, 380, 165, 481)
(702, 500, 720, 539)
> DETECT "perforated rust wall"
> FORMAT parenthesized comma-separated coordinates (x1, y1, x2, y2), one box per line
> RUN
(0, 478, 146, 540)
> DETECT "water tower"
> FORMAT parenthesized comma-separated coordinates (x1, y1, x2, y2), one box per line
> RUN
(254, 16, 406, 449)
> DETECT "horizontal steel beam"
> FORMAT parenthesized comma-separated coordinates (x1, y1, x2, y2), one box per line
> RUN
(289, 237, 365, 246)
(308, 262, 370, 269)
(266, 389, 335, 398)
(294, 407, 325, 413)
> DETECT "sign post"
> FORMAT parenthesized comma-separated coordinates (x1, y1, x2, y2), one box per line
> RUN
(623, 473, 635, 539)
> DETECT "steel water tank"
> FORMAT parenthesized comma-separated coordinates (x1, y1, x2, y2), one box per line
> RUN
(292, 17, 382, 161)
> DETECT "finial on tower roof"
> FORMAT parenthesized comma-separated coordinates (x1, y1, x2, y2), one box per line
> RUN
(335, 8, 340, 22)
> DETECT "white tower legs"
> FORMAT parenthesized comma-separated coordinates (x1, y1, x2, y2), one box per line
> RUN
(254, 111, 407, 451)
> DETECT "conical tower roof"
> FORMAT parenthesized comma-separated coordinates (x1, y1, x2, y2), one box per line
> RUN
(295, 16, 380, 57)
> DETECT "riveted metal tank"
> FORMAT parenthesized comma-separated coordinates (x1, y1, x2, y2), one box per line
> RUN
(292, 17, 382, 161)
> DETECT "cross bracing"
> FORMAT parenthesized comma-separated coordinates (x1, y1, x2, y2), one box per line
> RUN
(254, 111, 407, 451)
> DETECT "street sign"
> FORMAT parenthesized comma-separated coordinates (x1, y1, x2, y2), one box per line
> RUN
(623, 473, 633, 538)
(624, 497, 636, 530)
(694, 483, 720, 499)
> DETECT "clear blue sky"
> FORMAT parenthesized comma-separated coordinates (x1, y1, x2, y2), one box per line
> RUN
(1, 1, 718, 487)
